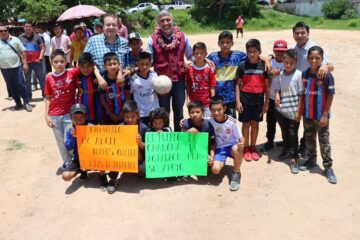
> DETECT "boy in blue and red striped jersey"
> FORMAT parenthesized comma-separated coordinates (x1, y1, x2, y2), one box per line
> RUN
(236, 39, 270, 162)
(99, 52, 130, 193)
(299, 46, 337, 184)
(76, 53, 102, 124)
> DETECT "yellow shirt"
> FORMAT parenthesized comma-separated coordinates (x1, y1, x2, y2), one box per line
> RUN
(71, 37, 88, 62)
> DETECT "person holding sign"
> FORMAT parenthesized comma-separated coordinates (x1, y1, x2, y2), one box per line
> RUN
(62, 104, 89, 181)
(209, 96, 244, 191)
(121, 100, 149, 176)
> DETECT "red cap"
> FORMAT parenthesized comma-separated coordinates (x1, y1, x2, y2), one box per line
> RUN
(273, 40, 288, 51)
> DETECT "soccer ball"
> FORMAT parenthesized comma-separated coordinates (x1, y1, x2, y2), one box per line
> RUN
(152, 75, 172, 95)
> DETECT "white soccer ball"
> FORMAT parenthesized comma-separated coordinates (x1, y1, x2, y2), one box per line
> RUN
(152, 75, 172, 95)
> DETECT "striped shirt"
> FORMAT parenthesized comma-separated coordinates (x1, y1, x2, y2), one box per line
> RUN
(302, 69, 335, 121)
(207, 51, 247, 104)
(84, 34, 129, 69)
(274, 69, 304, 120)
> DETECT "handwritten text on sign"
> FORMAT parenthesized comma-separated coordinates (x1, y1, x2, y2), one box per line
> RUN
(76, 125, 138, 172)
(145, 132, 208, 178)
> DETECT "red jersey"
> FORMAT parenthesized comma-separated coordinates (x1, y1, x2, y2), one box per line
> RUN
(186, 64, 216, 107)
(45, 69, 77, 116)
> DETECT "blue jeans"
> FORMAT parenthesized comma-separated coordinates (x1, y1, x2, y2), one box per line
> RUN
(49, 114, 73, 164)
(1, 66, 29, 104)
(158, 80, 185, 131)
(24, 62, 45, 98)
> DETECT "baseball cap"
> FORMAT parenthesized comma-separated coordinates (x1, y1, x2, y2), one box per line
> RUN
(273, 40, 288, 51)
(128, 32, 141, 41)
(70, 103, 87, 115)
(93, 19, 103, 27)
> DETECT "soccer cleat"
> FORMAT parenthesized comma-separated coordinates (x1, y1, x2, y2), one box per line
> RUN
(251, 146, 260, 161)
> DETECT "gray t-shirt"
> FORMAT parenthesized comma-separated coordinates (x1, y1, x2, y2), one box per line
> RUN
(274, 69, 304, 120)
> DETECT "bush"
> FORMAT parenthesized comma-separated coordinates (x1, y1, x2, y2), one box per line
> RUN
(342, 8, 358, 19)
(321, 0, 351, 19)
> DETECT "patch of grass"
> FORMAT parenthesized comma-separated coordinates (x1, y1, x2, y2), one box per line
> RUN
(6, 139, 25, 151)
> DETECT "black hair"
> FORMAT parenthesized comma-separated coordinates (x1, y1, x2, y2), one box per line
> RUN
(53, 23, 62, 29)
(50, 49, 66, 60)
(292, 22, 310, 34)
(210, 95, 225, 108)
(138, 51, 152, 62)
(307, 46, 324, 58)
(193, 42, 207, 52)
(24, 20, 32, 26)
(149, 108, 169, 128)
(218, 30, 233, 41)
(283, 49, 298, 60)
(246, 39, 261, 51)
(78, 52, 94, 66)
(187, 100, 204, 112)
(103, 52, 119, 64)
(122, 100, 139, 113)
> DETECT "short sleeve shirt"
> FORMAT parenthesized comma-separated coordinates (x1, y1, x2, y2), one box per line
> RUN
(209, 115, 243, 148)
(51, 35, 71, 63)
(185, 63, 217, 107)
(182, 118, 216, 146)
(292, 40, 329, 72)
(0, 36, 25, 69)
(19, 33, 44, 63)
(84, 34, 129, 69)
(302, 69, 335, 120)
(269, 58, 284, 100)
(207, 51, 247, 104)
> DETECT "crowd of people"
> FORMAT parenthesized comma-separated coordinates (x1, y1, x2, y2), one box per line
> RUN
(0, 10, 337, 194)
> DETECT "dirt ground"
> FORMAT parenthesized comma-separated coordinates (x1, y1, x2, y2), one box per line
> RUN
(0, 29, 359, 240)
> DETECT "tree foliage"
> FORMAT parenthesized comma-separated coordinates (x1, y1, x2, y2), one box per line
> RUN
(18, 0, 66, 23)
(321, 0, 355, 19)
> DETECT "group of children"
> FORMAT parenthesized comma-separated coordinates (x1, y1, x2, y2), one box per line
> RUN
(45, 22, 337, 195)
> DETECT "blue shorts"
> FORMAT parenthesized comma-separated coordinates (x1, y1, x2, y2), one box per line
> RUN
(239, 103, 263, 122)
(214, 145, 234, 162)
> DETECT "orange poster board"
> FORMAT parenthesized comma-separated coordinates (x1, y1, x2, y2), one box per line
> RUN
(76, 125, 138, 173)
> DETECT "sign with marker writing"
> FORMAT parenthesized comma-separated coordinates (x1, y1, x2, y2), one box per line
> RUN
(145, 132, 208, 178)
(76, 125, 138, 172)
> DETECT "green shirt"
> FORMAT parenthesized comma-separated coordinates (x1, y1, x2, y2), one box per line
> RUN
(0, 36, 25, 69)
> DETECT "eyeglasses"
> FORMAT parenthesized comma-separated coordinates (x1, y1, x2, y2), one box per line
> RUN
(0, 30, 8, 33)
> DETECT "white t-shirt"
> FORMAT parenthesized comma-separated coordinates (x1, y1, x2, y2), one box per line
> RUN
(41, 32, 51, 56)
(270, 58, 284, 100)
(129, 71, 159, 117)
(274, 69, 304, 120)
(51, 34, 71, 63)
(209, 115, 243, 148)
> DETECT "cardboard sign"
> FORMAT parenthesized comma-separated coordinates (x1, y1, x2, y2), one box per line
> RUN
(76, 125, 138, 172)
(145, 132, 208, 178)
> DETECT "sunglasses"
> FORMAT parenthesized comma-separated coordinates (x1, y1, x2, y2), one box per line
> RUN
(0, 30, 8, 33)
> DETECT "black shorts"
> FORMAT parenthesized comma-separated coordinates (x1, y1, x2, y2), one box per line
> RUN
(239, 103, 263, 122)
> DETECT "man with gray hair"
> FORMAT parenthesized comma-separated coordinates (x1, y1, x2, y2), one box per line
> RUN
(147, 10, 193, 131)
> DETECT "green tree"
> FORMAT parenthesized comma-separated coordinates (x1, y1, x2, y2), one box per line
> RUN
(321, 0, 351, 19)
(19, 0, 66, 23)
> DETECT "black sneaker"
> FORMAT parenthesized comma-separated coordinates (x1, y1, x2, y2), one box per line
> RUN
(260, 141, 274, 155)
(99, 174, 108, 191)
(279, 151, 292, 161)
(290, 161, 300, 174)
(325, 168, 337, 184)
(299, 160, 317, 171)
(24, 103, 32, 112)
(14, 103, 23, 110)
(229, 171, 241, 191)
(79, 170, 88, 180)
(107, 179, 117, 194)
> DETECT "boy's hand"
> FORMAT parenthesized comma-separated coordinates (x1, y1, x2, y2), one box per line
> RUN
(179, 118, 185, 129)
(317, 65, 329, 79)
(205, 58, 216, 72)
(275, 95, 281, 107)
(208, 156, 214, 167)
(262, 103, 269, 114)
(264, 58, 272, 72)
(270, 68, 281, 77)
(320, 114, 328, 127)
(71, 128, 77, 137)
(45, 115, 54, 128)
(236, 101, 243, 113)
(136, 134, 142, 145)
(116, 74, 125, 86)
(187, 127, 199, 134)
(98, 79, 108, 90)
